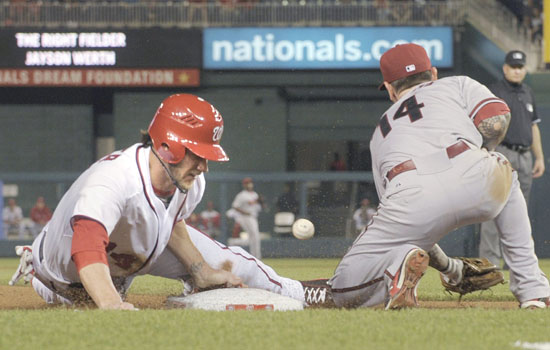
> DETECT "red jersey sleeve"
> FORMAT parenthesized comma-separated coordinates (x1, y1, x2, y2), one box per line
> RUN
(471, 101, 510, 127)
(70, 216, 109, 272)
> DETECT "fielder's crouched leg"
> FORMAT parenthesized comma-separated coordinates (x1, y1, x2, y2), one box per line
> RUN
(330, 244, 424, 309)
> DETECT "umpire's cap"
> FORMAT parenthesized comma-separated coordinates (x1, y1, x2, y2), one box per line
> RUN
(504, 50, 526, 67)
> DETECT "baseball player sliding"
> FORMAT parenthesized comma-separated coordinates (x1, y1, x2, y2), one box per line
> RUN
(326, 44, 550, 309)
(8, 94, 309, 309)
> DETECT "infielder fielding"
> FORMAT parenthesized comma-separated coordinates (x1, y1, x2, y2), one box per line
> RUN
(8, 94, 307, 309)
(328, 44, 550, 309)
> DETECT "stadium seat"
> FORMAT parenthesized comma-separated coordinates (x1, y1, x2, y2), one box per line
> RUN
(273, 212, 295, 237)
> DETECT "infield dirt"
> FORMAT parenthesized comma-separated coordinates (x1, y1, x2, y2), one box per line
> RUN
(0, 284, 519, 310)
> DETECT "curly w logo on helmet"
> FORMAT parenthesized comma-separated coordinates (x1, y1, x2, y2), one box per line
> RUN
(148, 94, 229, 163)
(212, 125, 224, 142)
(170, 112, 204, 128)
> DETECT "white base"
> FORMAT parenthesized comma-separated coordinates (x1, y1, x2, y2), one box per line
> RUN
(166, 288, 304, 311)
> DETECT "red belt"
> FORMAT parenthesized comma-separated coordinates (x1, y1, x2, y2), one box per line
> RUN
(386, 141, 470, 182)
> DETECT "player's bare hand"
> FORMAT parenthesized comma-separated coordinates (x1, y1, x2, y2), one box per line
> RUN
(532, 158, 545, 178)
(206, 269, 245, 288)
(223, 271, 247, 288)
(192, 263, 245, 289)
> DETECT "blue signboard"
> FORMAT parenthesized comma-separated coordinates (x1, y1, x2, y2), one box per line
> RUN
(204, 27, 453, 70)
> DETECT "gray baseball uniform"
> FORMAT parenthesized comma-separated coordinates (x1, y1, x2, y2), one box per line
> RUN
(329, 76, 550, 307)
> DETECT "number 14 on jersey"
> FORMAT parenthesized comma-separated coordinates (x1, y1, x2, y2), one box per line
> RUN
(379, 96, 425, 137)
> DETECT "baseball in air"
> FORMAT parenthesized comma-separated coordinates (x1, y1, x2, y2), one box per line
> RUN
(292, 219, 315, 240)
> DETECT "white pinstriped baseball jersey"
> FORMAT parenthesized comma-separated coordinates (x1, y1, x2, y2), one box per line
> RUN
(37, 143, 205, 287)
(232, 190, 261, 218)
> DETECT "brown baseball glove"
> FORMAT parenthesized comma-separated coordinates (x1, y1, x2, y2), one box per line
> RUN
(441, 257, 505, 296)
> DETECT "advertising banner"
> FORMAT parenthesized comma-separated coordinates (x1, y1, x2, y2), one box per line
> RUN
(204, 27, 453, 70)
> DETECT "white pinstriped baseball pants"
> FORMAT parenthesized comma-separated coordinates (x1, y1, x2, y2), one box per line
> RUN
(31, 225, 304, 305)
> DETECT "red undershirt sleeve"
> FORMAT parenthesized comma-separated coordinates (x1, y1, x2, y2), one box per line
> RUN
(70, 217, 109, 272)
(472, 101, 510, 127)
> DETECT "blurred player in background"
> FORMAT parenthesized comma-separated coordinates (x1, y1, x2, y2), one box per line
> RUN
(480, 50, 545, 268)
(9, 94, 309, 309)
(230, 177, 264, 258)
(328, 44, 549, 309)
(352, 198, 376, 235)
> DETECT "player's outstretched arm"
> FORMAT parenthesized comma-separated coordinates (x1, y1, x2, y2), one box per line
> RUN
(168, 220, 244, 289)
(79, 263, 136, 310)
(71, 218, 136, 310)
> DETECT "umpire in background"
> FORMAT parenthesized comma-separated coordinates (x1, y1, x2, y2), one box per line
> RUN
(479, 50, 545, 267)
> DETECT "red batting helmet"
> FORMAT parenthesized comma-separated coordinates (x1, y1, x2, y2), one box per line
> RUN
(148, 94, 229, 164)
(242, 177, 253, 185)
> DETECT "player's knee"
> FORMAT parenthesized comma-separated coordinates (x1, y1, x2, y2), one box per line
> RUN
(31, 278, 71, 305)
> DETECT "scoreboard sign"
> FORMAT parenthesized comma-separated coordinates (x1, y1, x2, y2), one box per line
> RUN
(0, 28, 202, 86)
(0, 68, 199, 87)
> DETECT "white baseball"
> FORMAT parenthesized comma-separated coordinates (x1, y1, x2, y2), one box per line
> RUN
(292, 219, 315, 240)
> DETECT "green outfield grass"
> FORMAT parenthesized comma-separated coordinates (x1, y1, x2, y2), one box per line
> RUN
(1, 258, 549, 350)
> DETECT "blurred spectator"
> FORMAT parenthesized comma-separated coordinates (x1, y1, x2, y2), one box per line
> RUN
(497, 0, 540, 36)
(530, 6, 543, 43)
(413, 0, 446, 25)
(200, 200, 221, 238)
(3, 198, 24, 239)
(188, 0, 208, 25)
(329, 152, 347, 171)
(30, 196, 52, 238)
(6, 0, 25, 26)
(375, 0, 392, 21)
(352, 198, 376, 235)
(187, 212, 204, 231)
(498, 0, 528, 26)
(391, 0, 413, 23)
(275, 183, 299, 214)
